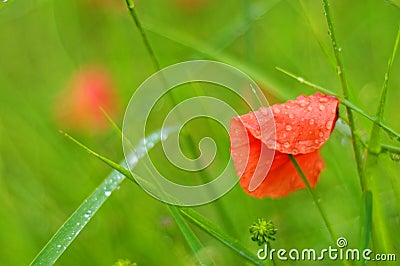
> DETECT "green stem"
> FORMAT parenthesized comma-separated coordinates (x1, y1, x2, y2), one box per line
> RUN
(363, 26, 400, 255)
(322, 0, 366, 191)
(125, 0, 161, 70)
(180, 208, 269, 266)
(123, 0, 238, 237)
(275, 67, 400, 142)
(64, 131, 265, 265)
(287, 155, 336, 242)
(288, 155, 353, 266)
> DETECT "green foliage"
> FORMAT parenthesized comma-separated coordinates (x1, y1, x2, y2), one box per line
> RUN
(1, 0, 399, 265)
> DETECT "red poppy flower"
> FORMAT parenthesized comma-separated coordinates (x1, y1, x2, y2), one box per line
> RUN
(54, 66, 119, 133)
(230, 92, 339, 198)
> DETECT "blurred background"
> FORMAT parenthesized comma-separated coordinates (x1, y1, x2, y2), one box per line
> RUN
(0, 0, 399, 265)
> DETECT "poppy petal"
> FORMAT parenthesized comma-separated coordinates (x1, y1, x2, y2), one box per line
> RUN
(230, 92, 337, 198)
(270, 92, 338, 154)
(230, 116, 274, 191)
(230, 123, 324, 198)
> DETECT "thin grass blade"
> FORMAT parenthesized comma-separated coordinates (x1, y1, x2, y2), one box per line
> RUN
(180, 208, 269, 266)
(30, 129, 166, 265)
(364, 26, 400, 253)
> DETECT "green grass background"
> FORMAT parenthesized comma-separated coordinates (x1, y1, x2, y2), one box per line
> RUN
(0, 0, 399, 265)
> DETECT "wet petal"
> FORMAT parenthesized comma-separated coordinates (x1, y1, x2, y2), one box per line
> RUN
(238, 142, 324, 198)
(270, 92, 338, 154)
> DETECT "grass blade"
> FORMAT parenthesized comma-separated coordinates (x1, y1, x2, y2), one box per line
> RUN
(321, 0, 366, 191)
(364, 26, 400, 253)
(275, 67, 400, 142)
(167, 206, 215, 266)
(180, 208, 269, 266)
(54, 132, 265, 265)
(30, 129, 166, 265)
(288, 155, 351, 266)
(357, 191, 372, 266)
(143, 22, 292, 101)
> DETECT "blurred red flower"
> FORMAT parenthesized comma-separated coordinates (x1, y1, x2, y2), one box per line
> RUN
(55, 66, 119, 134)
(230, 93, 339, 198)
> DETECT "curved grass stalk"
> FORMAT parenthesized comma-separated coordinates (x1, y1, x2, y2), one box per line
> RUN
(49, 132, 266, 265)
(30, 129, 166, 265)
(364, 26, 400, 254)
(288, 155, 350, 266)
(123, 0, 242, 237)
(275, 67, 400, 143)
(322, 0, 365, 191)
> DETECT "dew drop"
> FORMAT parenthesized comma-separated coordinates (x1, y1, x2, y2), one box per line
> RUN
(308, 106, 313, 112)
(338, 47, 342, 52)
(319, 97, 328, 103)
(319, 104, 325, 111)
(273, 107, 280, 114)
(326, 121, 333, 130)
(309, 119, 315, 125)
(289, 113, 294, 119)
(283, 142, 290, 148)
(332, 108, 336, 114)
(57, 244, 62, 248)
(337, 66, 342, 75)
(260, 108, 269, 115)
(299, 100, 309, 107)
(297, 77, 304, 83)
(285, 104, 291, 109)
(319, 132, 324, 137)
(292, 148, 299, 155)
(105, 191, 111, 197)
(2, 0, 8, 2)
(286, 125, 292, 131)
(315, 139, 319, 144)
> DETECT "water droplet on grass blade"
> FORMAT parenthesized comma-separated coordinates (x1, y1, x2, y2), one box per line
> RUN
(105, 191, 111, 197)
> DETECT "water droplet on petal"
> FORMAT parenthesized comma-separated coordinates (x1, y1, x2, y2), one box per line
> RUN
(292, 148, 299, 155)
(289, 113, 294, 119)
(286, 125, 292, 131)
(326, 121, 333, 130)
(319, 132, 324, 137)
(315, 139, 319, 144)
(308, 106, 313, 112)
(283, 142, 290, 148)
(319, 104, 325, 111)
(273, 107, 280, 114)
(260, 108, 269, 115)
(309, 119, 315, 125)
(319, 97, 328, 103)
